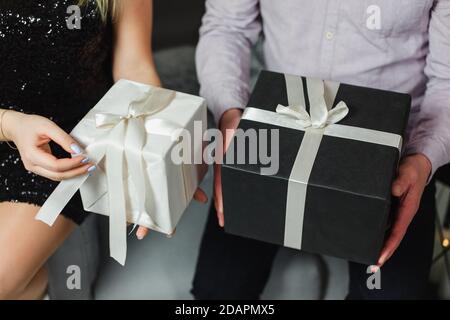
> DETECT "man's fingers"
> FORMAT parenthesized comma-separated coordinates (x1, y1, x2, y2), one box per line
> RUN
(136, 227, 149, 240)
(194, 188, 208, 204)
(378, 186, 421, 266)
(378, 230, 400, 267)
(379, 155, 430, 268)
(396, 185, 421, 228)
(392, 169, 411, 197)
(214, 163, 224, 227)
(378, 211, 407, 266)
(216, 210, 225, 228)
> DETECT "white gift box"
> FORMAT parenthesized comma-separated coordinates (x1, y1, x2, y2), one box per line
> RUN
(36, 80, 207, 265)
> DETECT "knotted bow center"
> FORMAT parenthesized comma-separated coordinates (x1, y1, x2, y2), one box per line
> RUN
(275, 80, 349, 129)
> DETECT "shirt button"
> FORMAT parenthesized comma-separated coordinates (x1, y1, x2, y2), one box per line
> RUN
(325, 31, 334, 40)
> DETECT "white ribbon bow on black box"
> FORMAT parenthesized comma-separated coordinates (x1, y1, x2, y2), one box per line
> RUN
(242, 75, 403, 250)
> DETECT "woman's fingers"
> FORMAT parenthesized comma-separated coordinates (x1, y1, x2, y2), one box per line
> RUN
(22, 119, 92, 176)
(135, 227, 177, 240)
(42, 120, 81, 155)
(27, 147, 89, 172)
(193, 188, 208, 204)
(167, 228, 177, 238)
(136, 226, 149, 240)
(30, 162, 96, 182)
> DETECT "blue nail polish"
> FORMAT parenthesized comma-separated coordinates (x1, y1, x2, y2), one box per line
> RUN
(70, 143, 82, 155)
(87, 165, 96, 173)
(81, 157, 89, 164)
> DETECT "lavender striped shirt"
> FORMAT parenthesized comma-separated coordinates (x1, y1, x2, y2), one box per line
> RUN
(196, 0, 450, 176)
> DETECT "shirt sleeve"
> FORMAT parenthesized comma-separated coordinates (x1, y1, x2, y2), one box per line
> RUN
(195, 0, 262, 124)
(404, 0, 450, 177)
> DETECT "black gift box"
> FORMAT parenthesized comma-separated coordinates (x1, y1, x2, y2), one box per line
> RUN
(222, 71, 411, 265)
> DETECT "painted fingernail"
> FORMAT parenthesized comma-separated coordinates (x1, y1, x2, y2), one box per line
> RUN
(87, 165, 97, 173)
(70, 143, 82, 155)
(81, 157, 89, 164)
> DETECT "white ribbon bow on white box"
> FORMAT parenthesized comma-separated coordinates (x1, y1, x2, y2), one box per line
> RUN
(36, 85, 191, 265)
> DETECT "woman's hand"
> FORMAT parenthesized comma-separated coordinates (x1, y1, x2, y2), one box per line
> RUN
(2, 111, 95, 181)
(375, 154, 432, 270)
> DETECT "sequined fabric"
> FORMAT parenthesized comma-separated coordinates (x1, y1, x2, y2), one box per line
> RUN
(0, 0, 113, 224)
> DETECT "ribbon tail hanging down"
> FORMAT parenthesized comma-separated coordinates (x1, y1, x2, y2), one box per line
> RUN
(106, 121, 128, 266)
(284, 128, 324, 249)
(125, 117, 154, 233)
(35, 136, 110, 226)
(35, 174, 90, 226)
(283, 75, 331, 249)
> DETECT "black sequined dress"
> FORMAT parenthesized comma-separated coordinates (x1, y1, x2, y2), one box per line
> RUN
(0, 0, 113, 224)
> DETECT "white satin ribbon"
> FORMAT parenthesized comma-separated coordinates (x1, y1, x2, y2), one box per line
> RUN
(36, 87, 178, 265)
(241, 75, 403, 250)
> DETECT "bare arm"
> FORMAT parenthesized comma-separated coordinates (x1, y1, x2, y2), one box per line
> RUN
(112, 0, 160, 86)
(112, 1, 207, 238)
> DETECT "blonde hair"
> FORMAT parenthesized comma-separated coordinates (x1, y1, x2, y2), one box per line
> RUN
(79, 0, 120, 21)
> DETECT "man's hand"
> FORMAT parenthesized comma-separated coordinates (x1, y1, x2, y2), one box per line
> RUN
(376, 154, 432, 270)
(214, 108, 243, 227)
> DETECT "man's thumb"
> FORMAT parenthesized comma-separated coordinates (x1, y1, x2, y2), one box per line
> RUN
(392, 172, 410, 197)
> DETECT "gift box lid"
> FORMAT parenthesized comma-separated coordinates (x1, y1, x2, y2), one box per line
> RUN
(224, 70, 411, 201)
